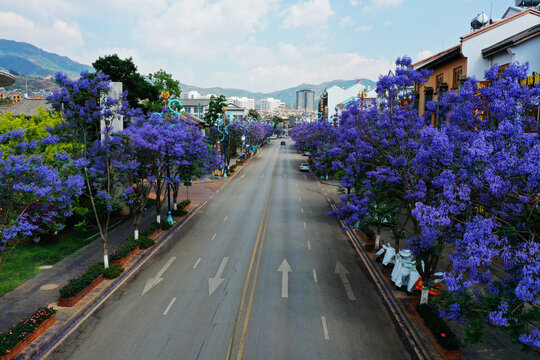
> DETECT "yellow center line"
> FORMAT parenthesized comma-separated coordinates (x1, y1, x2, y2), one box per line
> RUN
(236, 187, 272, 359)
(226, 146, 279, 360)
(225, 195, 269, 360)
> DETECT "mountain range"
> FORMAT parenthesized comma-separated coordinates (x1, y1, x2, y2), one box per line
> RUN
(0, 39, 376, 107)
(0, 39, 93, 78)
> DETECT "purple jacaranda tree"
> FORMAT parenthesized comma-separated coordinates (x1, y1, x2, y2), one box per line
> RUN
(48, 71, 133, 268)
(168, 120, 216, 209)
(0, 130, 84, 266)
(424, 63, 540, 347)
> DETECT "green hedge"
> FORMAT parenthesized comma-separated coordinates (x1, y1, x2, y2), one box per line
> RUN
(172, 208, 187, 217)
(179, 199, 191, 209)
(137, 235, 155, 249)
(160, 220, 172, 231)
(59, 263, 103, 299)
(416, 304, 460, 350)
(141, 222, 160, 237)
(110, 238, 139, 260)
(103, 265, 124, 279)
(0, 307, 56, 355)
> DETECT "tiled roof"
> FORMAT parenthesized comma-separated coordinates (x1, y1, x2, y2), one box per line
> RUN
(412, 45, 461, 69)
(461, 8, 540, 42)
(0, 99, 51, 116)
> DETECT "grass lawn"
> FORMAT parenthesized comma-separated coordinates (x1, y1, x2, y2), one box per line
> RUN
(0, 200, 157, 297)
(0, 229, 99, 297)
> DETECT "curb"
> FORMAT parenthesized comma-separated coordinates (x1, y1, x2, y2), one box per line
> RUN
(314, 176, 440, 360)
(24, 203, 206, 360)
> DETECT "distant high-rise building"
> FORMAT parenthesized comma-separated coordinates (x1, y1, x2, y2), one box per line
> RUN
(296, 89, 315, 110)
(229, 96, 255, 110)
(261, 97, 283, 111)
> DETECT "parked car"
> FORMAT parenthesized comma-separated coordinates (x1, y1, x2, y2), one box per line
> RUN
(303, 151, 310, 156)
(280, 141, 286, 145)
(299, 163, 309, 171)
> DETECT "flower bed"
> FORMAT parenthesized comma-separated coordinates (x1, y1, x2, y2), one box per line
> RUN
(110, 237, 140, 265)
(58, 263, 104, 307)
(0, 307, 56, 360)
(110, 245, 139, 266)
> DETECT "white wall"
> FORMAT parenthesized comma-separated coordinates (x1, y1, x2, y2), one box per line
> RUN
(462, 12, 540, 80)
(326, 83, 366, 119)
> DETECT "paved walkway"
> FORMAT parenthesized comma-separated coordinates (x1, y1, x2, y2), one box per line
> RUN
(318, 178, 539, 360)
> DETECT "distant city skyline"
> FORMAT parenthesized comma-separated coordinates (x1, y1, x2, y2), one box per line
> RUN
(0, 0, 513, 92)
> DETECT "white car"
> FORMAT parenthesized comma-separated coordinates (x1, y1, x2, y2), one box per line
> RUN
(299, 163, 309, 171)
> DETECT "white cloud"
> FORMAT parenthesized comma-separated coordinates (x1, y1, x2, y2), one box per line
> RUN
(282, 0, 335, 28)
(350, 0, 361, 6)
(363, 0, 403, 13)
(355, 24, 372, 32)
(0, 11, 84, 60)
(340, 15, 353, 28)
(213, 42, 392, 92)
(383, 20, 393, 27)
(416, 50, 434, 62)
(132, 0, 279, 60)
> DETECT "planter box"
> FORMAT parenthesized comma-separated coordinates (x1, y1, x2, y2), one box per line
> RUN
(111, 246, 140, 266)
(357, 229, 375, 244)
(149, 230, 162, 240)
(1, 314, 56, 360)
(58, 274, 104, 307)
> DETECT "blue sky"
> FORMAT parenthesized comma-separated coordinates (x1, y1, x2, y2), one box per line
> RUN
(0, 0, 512, 92)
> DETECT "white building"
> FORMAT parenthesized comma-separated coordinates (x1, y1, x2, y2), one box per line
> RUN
(322, 82, 367, 120)
(260, 97, 283, 111)
(461, 7, 540, 80)
(229, 96, 255, 110)
(225, 103, 247, 120)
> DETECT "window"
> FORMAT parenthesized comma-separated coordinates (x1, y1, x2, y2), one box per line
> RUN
(435, 74, 444, 91)
(498, 63, 509, 77)
(452, 66, 462, 89)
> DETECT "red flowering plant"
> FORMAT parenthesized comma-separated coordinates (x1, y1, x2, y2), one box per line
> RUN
(0, 307, 55, 355)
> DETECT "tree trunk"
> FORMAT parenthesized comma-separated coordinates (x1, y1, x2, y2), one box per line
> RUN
(375, 225, 381, 249)
(172, 182, 179, 211)
(420, 286, 430, 304)
(134, 229, 139, 240)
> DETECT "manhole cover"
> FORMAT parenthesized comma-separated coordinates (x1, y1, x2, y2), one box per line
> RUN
(39, 265, 53, 270)
(40, 284, 59, 291)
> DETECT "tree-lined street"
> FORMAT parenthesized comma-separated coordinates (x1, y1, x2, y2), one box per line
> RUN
(49, 141, 410, 360)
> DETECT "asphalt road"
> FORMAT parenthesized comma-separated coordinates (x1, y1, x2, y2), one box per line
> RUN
(49, 140, 411, 360)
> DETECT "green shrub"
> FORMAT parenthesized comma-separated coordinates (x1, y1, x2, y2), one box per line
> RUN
(179, 199, 191, 209)
(141, 221, 161, 237)
(110, 239, 139, 260)
(172, 208, 187, 217)
(364, 243, 375, 252)
(137, 235, 155, 249)
(0, 307, 56, 355)
(103, 265, 124, 279)
(160, 220, 172, 230)
(59, 263, 104, 298)
(416, 303, 460, 350)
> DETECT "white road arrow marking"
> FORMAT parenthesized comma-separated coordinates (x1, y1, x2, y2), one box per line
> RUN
(143, 256, 176, 295)
(335, 261, 356, 300)
(278, 259, 292, 298)
(209, 257, 229, 296)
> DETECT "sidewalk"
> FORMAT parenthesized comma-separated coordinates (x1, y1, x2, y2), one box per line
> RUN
(0, 149, 258, 359)
(317, 178, 538, 360)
